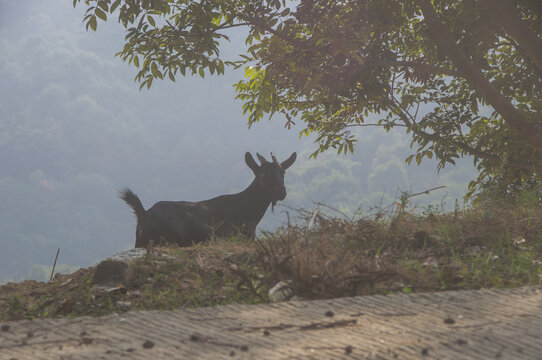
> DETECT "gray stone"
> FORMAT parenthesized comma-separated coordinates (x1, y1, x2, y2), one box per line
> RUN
(93, 248, 147, 288)
(268, 280, 294, 302)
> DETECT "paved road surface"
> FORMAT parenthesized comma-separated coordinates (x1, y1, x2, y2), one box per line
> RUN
(1, 286, 541, 359)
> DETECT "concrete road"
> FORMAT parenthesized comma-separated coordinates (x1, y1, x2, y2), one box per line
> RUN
(1, 286, 541, 359)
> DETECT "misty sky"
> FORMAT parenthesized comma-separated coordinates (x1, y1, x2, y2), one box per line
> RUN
(0, 0, 476, 282)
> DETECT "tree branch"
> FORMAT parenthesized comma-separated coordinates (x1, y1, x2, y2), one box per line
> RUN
(364, 60, 464, 78)
(489, 0, 542, 73)
(347, 122, 408, 128)
(415, 0, 542, 152)
(388, 96, 542, 173)
(249, 13, 462, 80)
(216, 22, 251, 31)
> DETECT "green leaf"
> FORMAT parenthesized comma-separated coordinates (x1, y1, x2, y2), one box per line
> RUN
(97, 1, 108, 12)
(147, 15, 155, 27)
(411, 86, 425, 94)
(111, 0, 121, 12)
(212, 15, 222, 26)
(416, 153, 423, 166)
(151, 62, 159, 77)
(198, 67, 205, 78)
(95, 8, 107, 21)
(88, 15, 97, 31)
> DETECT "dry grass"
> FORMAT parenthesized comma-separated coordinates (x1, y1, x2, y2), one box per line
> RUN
(1, 200, 542, 321)
(256, 201, 542, 298)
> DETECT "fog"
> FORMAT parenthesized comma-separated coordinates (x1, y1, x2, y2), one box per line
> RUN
(0, 0, 476, 282)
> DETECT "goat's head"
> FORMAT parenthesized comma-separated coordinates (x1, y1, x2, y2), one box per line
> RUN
(245, 152, 297, 207)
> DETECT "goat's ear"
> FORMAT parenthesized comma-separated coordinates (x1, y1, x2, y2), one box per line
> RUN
(281, 152, 297, 170)
(245, 152, 260, 174)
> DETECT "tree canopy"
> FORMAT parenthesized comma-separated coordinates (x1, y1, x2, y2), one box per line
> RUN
(74, 0, 542, 200)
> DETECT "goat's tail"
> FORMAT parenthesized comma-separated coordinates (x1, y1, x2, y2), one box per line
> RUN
(120, 187, 149, 247)
(119, 187, 146, 226)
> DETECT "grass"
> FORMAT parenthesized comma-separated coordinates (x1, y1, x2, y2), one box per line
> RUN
(1, 199, 542, 321)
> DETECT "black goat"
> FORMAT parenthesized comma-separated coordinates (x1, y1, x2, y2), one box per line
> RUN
(120, 152, 296, 248)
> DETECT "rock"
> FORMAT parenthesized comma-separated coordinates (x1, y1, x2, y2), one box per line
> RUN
(60, 278, 73, 287)
(464, 245, 481, 256)
(94, 260, 129, 287)
(422, 257, 438, 268)
(108, 248, 147, 262)
(268, 281, 294, 302)
(116, 301, 132, 308)
(513, 237, 527, 250)
(142, 340, 154, 349)
(93, 248, 147, 289)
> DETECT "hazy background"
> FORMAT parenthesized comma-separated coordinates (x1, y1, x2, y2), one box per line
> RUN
(0, 0, 476, 283)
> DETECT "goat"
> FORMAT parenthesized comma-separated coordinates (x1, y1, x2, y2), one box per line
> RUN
(120, 152, 296, 248)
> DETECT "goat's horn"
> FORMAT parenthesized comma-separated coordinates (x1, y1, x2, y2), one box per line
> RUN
(256, 153, 267, 165)
(271, 153, 278, 164)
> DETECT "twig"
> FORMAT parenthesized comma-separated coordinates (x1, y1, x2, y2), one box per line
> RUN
(280, 204, 313, 217)
(308, 207, 320, 230)
(405, 185, 447, 199)
(49, 248, 60, 281)
(315, 202, 350, 220)
(377, 185, 448, 215)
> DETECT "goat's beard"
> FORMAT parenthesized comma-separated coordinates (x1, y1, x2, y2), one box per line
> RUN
(271, 200, 276, 213)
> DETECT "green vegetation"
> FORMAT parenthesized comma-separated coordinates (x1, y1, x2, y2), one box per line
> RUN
(74, 0, 542, 199)
(2, 196, 541, 321)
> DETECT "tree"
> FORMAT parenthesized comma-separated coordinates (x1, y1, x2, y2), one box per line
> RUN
(73, 0, 542, 200)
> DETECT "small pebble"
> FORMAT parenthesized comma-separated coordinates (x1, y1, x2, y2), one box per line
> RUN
(325, 310, 334, 317)
(421, 347, 429, 356)
(1, 325, 10, 331)
(345, 345, 353, 354)
(444, 317, 456, 324)
(240, 345, 249, 352)
(142, 340, 154, 349)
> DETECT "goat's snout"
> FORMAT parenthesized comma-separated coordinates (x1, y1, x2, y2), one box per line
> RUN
(277, 186, 287, 200)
